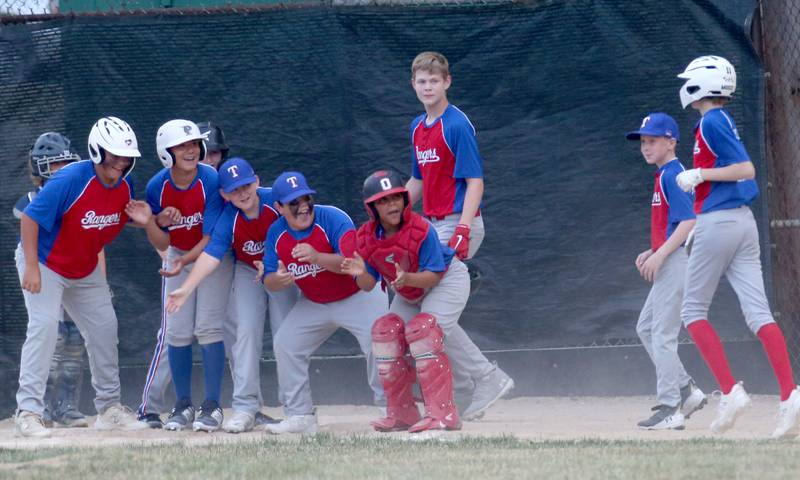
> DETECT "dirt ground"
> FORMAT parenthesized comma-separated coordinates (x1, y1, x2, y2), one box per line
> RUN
(0, 395, 790, 449)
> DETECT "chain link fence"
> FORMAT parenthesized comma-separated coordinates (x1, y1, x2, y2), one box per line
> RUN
(757, 0, 800, 370)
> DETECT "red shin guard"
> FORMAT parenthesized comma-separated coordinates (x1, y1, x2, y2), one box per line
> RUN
(370, 314, 421, 432)
(405, 313, 461, 432)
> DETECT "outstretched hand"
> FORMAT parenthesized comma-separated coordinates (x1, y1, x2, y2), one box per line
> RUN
(125, 200, 153, 226)
(340, 252, 367, 277)
(159, 256, 185, 278)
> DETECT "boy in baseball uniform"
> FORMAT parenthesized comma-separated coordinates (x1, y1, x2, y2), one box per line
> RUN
(261, 171, 386, 435)
(15, 117, 148, 437)
(675, 56, 800, 438)
(138, 119, 231, 432)
(165, 157, 297, 433)
(405, 51, 513, 419)
(626, 113, 707, 430)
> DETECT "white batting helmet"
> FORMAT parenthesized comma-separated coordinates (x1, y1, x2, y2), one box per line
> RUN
(677, 55, 737, 109)
(156, 119, 207, 168)
(87, 116, 141, 164)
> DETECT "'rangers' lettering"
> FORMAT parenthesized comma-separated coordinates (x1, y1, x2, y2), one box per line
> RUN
(81, 211, 121, 230)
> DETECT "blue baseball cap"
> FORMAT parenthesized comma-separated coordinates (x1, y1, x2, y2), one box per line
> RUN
(218, 157, 258, 193)
(626, 113, 680, 141)
(272, 171, 316, 203)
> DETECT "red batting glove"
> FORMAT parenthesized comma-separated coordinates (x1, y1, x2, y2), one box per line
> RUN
(448, 224, 471, 260)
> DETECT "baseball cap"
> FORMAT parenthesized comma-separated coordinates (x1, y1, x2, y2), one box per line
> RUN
(218, 157, 257, 193)
(272, 171, 317, 203)
(626, 113, 680, 141)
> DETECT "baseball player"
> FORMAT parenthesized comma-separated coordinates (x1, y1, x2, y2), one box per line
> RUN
(14, 116, 149, 437)
(675, 56, 800, 438)
(165, 157, 297, 433)
(342, 169, 489, 432)
(136, 121, 230, 429)
(626, 113, 707, 430)
(196, 121, 229, 170)
(261, 171, 386, 435)
(14, 132, 88, 429)
(405, 51, 513, 419)
(135, 119, 231, 432)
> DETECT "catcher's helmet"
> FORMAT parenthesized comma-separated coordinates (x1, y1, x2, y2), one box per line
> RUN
(678, 55, 736, 109)
(30, 132, 80, 178)
(156, 119, 207, 168)
(362, 170, 409, 219)
(196, 121, 229, 158)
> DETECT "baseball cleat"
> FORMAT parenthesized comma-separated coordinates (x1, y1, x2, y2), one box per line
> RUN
(680, 380, 707, 419)
(94, 404, 149, 431)
(138, 412, 163, 429)
(223, 410, 255, 434)
(462, 364, 514, 421)
(408, 413, 462, 433)
(52, 403, 89, 428)
(164, 401, 195, 431)
(14, 410, 52, 438)
(637, 405, 685, 430)
(772, 386, 800, 439)
(192, 400, 223, 433)
(264, 411, 318, 435)
(254, 411, 281, 427)
(710, 382, 751, 434)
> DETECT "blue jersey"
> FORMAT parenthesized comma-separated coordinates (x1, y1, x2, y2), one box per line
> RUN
(411, 104, 483, 218)
(264, 204, 359, 303)
(692, 108, 759, 213)
(24, 160, 134, 279)
(145, 163, 223, 250)
(205, 187, 279, 269)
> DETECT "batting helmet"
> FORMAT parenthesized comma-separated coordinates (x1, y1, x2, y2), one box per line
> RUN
(678, 55, 736, 109)
(30, 132, 80, 179)
(362, 170, 409, 219)
(156, 119, 207, 168)
(196, 121, 229, 158)
(88, 116, 141, 165)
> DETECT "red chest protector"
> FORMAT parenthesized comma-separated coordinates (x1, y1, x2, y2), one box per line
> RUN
(356, 209, 430, 302)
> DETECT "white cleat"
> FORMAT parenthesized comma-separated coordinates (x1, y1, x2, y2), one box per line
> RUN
(772, 386, 800, 439)
(223, 410, 255, 434)
(15, 410, 52, 438)
(710, 382, 751, 434)
(95, 404, 149, 431)
(680, 380, 707, 419)
(264, 411, 318, 435)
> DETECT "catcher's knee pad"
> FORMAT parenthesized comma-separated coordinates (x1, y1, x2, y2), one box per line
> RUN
(372, 313, 408, 361)
(405, 313, 445, 359)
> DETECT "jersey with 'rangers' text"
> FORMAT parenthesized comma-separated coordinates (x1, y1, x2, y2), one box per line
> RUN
(23, 160, 133, 279)
(263, 204, 359, 303)
(146, 163, 223, 251)
(410, 104, 483, 218)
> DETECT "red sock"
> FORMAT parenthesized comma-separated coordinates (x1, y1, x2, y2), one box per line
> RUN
(687, 320, 736, 394)
(757, 323, 796, 401)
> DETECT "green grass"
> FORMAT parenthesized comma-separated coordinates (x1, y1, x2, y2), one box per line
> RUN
(1, 435, 799, 479)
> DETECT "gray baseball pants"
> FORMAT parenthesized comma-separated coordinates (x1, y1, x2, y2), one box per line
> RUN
(636, 248, 693, 408)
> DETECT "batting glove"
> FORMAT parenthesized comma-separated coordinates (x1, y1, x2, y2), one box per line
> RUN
(676, 168, 703, 192)
(448, 224, 471, 260)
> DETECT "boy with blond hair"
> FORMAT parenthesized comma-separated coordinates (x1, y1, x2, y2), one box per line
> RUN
(405, 51, 513, 420)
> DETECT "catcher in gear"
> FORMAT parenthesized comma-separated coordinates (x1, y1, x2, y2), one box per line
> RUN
(342, 170, 514, 432)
